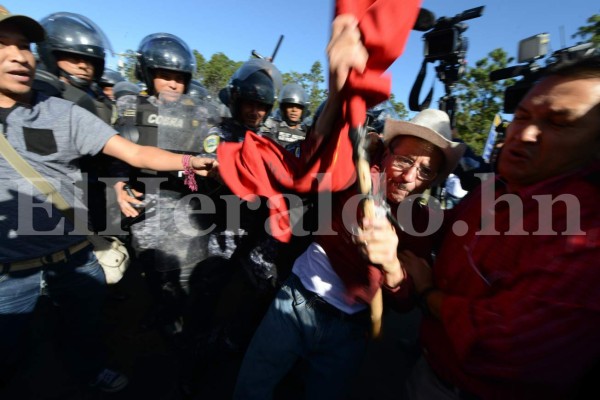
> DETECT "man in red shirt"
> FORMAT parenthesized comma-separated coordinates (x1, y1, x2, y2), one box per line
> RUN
(395, 55, 600, 399)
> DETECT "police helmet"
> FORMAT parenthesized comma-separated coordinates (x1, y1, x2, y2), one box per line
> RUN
(278, 83, 308, 123)
(37, 12, 112, 86)
(99, 68, 125, 88)
(135, 33, 196, 95)
(187, 79, 209, 103)
(113, 81, 141, 100)
(366, 100, 400, 134)
(224, 58, 282, 123)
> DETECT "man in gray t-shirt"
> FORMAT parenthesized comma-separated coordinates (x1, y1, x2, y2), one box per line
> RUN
(0, 8, 216, 394)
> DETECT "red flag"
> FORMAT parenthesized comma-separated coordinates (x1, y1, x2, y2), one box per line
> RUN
(217, 0, 421, 242)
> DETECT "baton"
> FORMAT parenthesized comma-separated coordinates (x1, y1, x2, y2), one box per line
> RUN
(270, 35, 284, 62)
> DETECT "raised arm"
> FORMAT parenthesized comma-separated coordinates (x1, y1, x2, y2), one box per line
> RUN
(312, 15, 368, 144)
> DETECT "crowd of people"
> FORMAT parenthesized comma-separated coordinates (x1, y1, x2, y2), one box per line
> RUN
(0, 2, 598, 400)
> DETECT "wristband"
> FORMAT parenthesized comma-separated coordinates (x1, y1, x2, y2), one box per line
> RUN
(182, 154, 198, 192)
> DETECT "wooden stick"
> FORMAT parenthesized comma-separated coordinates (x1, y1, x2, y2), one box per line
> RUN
(353, 129, 383, 339)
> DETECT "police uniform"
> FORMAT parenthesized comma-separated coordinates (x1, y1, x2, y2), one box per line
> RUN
(113, 94, 211, 332)
(262, 116, 307, 157)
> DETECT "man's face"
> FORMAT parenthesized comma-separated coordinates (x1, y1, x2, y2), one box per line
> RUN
(0, 24, 35, 106)
(239, 99, 269, 128)
(499, 75, 600, 191)
(153, 69, 186, 99)
(102, 85, 114, 101)
(56, 53, 95, 83)
(283, 104, 303, 125)
(381, 136, 443, 204)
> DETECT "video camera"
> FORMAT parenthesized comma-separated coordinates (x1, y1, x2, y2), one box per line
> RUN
(409, 6, 484, 126)
(423, 6, 484, 64)
(490, 34, 598, 113)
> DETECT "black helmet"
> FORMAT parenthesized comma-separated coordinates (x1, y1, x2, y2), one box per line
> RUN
(135, 33, 196, 95)
(37, 12, 112, 86)
(366, 100, 400, 134)
(224, 58, 282, 123)
(187, 79, 209, 103)
(278, 83, 308, 124)
(99, 68, 125, 88)
(113, 81, 141, 100)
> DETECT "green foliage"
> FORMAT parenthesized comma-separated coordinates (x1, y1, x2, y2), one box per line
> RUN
(118, 50, 139, 83)
(201, 52, 243, 96)
(305, 61, 327, 114)
(193, 49, 206, 81)
(453, 48, 515, 155)
(280, 61, 327, 115)
(572, 14, 600, 46)
(389, 93, 409, 120)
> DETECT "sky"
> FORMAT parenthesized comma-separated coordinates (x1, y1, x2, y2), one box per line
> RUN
(7, 0, 599, 113)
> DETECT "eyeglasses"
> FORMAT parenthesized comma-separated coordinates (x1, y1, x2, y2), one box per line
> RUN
(389, 155, 437, 181)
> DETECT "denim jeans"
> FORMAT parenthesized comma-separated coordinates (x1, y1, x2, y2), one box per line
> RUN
(234, 274, 370, 400)
(0, 245, 107, 383)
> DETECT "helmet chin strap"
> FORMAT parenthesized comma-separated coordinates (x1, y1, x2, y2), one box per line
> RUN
(59, 69, 91, 90)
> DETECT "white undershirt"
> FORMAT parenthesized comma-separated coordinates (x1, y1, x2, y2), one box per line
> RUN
(292, 242, 368, 314)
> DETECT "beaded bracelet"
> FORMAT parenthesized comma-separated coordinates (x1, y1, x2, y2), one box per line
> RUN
(182, 154, 198, 192)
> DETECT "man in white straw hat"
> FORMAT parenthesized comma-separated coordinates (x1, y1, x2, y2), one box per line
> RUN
(234, 105, 466, 399)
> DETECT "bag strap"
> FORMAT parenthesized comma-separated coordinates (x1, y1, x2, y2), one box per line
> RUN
(0, 127, 76, 223)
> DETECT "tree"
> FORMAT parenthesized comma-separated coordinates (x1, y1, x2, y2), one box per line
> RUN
(572, 14, 600, 46)
(389, 93, 408, 120)
(280, 62, 327, 115)
(305, 61, 327, 114)
(201, 52, 243, 96)
(118, 50, 139, 83)
(453, 48, 515, 154)
(193, 49, 206, 81)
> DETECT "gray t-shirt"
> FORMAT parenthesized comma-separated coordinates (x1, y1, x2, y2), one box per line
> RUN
(0, 92, 117, 262)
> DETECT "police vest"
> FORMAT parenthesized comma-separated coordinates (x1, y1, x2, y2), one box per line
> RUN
(115, 96, 198, 185)
(33, 70, 98, 116)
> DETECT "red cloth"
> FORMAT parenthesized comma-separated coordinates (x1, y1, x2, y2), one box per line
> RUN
(217, 0, 421, 242)
(422, 161, 600, 399)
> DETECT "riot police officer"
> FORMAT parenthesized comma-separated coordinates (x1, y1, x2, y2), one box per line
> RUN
(188, 79, 209, 103)
(263, 82, 309, 155)
(112, 33, 209, 339)
(35, 12, 116, 232)
(37, 11, 114, 123)
(210, 58, 282, 145)
(185, 59, 310, 398)
(99, 68, 125, 102)
(204, 58, 283, 270)
(98, 68, 126, 125)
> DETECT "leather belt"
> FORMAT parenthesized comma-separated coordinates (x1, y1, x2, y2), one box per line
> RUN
(2, 240, 91, 273)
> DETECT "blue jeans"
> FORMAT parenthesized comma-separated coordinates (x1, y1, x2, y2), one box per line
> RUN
(0, 245, 107, 383)
(234, 274, 370, 400)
